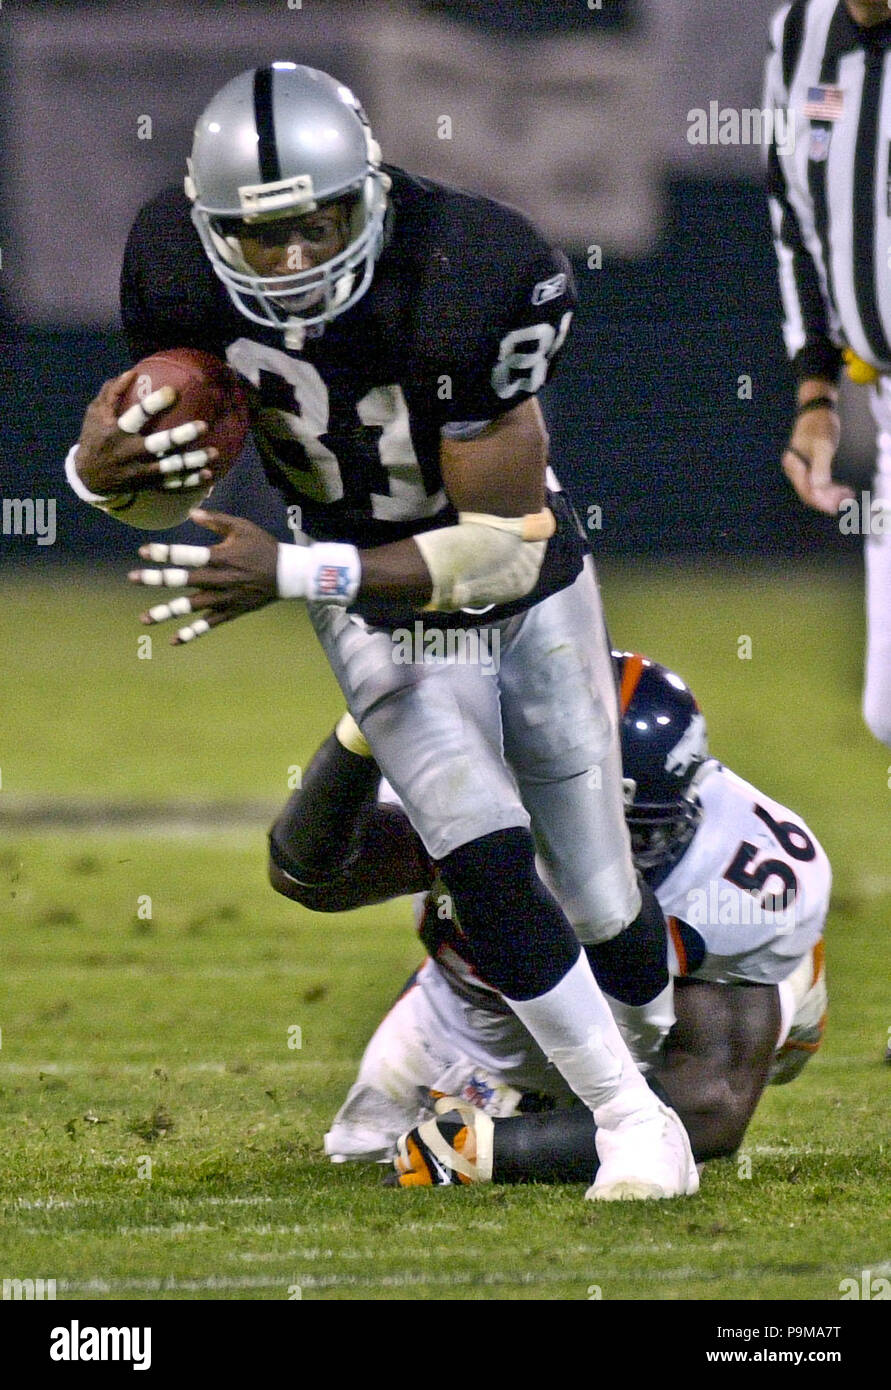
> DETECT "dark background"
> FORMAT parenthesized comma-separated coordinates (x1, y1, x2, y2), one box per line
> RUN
(0, 0, 867, 564)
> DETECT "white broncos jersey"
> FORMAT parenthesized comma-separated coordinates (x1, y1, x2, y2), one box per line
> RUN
(381, 759, 831, 992)
(657, 760, 831, 986)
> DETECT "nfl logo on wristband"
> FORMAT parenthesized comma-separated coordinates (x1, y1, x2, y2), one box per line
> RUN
(318, 564, 352, 598)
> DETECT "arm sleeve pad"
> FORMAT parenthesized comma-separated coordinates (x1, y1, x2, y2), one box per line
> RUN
(64, 444, 210, 531)
(413, 508, 555, 612)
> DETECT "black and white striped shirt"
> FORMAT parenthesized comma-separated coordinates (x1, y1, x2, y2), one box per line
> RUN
(765, 0, 891, 379)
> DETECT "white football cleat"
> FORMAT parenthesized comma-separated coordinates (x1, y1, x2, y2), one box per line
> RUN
(587, 1101, 699, 1202)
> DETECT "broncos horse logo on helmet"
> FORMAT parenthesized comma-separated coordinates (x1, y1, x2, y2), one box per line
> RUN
(185, 63, 390, 342)
(613, 652, 709, 879)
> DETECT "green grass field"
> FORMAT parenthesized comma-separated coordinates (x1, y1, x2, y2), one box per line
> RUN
(1, 560, 888, 1301)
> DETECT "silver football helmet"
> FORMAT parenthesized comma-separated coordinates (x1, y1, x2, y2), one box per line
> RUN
(185, 63, 390, 343)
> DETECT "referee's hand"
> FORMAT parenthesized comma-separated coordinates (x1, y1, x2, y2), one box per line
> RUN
(782, 406, 853, 515)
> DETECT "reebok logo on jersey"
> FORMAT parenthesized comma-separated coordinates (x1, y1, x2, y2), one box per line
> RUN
(531, 273, 567, 306)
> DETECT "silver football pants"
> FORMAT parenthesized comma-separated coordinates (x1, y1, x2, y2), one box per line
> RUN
(307, 556, 640, 943)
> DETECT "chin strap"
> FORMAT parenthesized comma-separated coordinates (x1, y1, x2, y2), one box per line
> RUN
(284, 320, 306, 351)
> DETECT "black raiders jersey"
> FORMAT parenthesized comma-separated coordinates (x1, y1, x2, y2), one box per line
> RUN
(120, 165, 585, 627)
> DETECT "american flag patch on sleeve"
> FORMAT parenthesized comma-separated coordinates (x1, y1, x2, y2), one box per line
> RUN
(803, 86, 844, 122)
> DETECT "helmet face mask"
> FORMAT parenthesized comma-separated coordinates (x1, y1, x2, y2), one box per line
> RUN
(614, 652, 709, 878)
(625, 797, 704, 874)
(192, 188, 385, 334)
(185, 64, 389, 343)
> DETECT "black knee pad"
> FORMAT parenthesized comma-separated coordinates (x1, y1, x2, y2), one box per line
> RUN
(438, 827, 579, 1000)
(584, 877, 669, 1005)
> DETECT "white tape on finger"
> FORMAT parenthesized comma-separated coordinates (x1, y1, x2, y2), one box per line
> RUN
(117, 402, 149, 434)
(147, 596, 193, 622)
(141, 386, 177, 417)
(144, 421, 203, 455)
(176, 618, 210, 643)
(156, 447, 211, 478)
(118, 387, 176, 435)
(162, 473, 203, 491)
(162, 567, 190, 586)
(134, 567, 190, 586)
(168, 545, 211, 566)
(142, 544, 210, 566)
(170, 422, 204, 447)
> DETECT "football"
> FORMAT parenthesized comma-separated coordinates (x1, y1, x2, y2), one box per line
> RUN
(121, 346, 251, 478)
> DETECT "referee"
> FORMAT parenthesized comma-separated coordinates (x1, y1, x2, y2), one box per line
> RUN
(765, 0, 891, 746)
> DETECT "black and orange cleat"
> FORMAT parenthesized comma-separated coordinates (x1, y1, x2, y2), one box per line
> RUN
(393, 1097, 494, 1188)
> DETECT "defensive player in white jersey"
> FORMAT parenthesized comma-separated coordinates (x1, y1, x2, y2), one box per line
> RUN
(269, 653, 830, 1184)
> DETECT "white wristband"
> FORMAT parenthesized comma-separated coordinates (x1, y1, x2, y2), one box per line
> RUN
(64, 443, 135, 513)
(276, 541, 361, 604)
(65, 443, 108, 504)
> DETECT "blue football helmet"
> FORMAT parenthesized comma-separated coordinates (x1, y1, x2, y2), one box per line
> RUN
(613, 651, 709, 874)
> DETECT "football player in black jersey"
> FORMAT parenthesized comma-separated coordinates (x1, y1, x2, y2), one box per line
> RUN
(66, 63, 697, 1201)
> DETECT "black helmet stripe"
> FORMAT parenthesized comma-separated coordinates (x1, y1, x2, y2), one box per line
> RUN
(253, 66, 282, 184)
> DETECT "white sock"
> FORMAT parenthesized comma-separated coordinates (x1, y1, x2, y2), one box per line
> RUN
(503, 952, 659, 1128)
(604, 980, 676, 1074)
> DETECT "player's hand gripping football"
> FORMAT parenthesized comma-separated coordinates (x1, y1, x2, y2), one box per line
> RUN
(74, 369, 217, 498)
(128, 510, 280, 645)
(781, 401, 852, 515)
